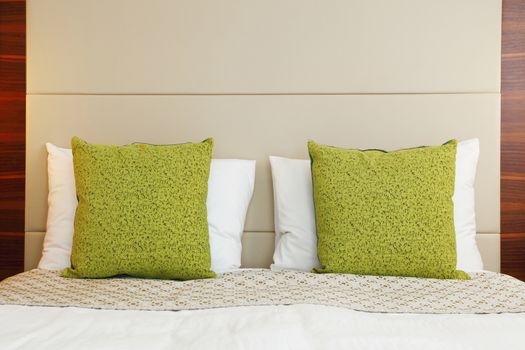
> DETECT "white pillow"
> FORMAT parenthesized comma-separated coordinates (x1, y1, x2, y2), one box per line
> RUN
(39, 143, 256, 274)
(452, 139, 483, 272)
(206, 159, 256, 273)
(270, 139, 484, 272)
(270, 157, 319, 271)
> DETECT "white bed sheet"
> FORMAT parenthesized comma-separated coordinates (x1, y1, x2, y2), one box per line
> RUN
(1, 304, 524, 350)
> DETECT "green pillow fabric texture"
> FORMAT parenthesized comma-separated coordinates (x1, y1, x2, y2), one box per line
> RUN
(62, 137, 215, 280)
(309, 140, 469, 280)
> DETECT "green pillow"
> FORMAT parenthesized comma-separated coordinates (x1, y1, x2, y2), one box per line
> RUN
(308, 140, 469, 280)
(62, 137, 215, 280)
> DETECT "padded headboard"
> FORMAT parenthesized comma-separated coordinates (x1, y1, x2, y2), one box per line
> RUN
(25, 0, 502, 271)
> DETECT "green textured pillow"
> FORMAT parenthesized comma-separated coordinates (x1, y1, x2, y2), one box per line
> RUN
(62, 137, 215, 280)
(309, 140, 469, 280)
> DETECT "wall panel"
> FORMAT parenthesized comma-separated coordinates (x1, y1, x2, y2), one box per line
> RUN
(501, 0, 525, 280)
(26, 94, 500, 234)
(0, 0, 25, 279)
(27, 0, 501, 94)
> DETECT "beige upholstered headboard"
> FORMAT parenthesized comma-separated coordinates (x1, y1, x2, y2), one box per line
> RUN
(25, 0, 502, 272)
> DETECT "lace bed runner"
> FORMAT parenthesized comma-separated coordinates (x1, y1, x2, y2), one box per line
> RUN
(1, 269, 525, 314)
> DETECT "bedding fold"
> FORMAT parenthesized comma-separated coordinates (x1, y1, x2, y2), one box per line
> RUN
(1, 269, 524, 314)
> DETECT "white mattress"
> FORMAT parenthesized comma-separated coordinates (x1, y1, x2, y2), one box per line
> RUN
(1, 304, 525, 350)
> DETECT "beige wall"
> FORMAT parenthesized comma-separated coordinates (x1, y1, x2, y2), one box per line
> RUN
(28, 0, 501, 94)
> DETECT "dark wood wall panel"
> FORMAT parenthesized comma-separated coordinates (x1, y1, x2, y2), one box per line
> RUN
(0, 232, 23, 279)
(502, 0, 525, 281)
(0, 0, 25, 280)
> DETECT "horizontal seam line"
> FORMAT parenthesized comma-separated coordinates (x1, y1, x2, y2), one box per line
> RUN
(26, 92, 501, 96)
(24, 231, 500, 234)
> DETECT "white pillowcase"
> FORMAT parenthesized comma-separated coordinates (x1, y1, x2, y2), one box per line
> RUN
(270, 157, 320, 272)
(40, 144, 77, 271)
(452, 139, 483, 272)
(270, 139, 484, 272)
(206, 159, 256, 273)
(39, 143, 256, 274)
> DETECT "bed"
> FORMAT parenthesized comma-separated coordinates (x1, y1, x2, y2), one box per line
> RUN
(3, 1, 523, 349)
